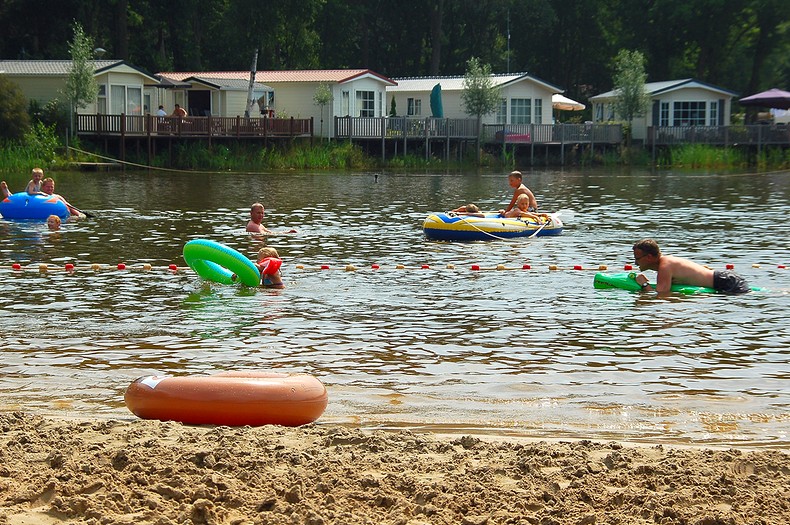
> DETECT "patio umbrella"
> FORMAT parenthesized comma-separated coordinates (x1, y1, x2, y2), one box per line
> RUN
(739, 88, 790, 110)
(552, 94, 586, 111)
(430, 83, 444, 118)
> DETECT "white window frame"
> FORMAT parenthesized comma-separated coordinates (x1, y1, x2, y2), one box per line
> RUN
(709, 101, 719, 126)
(673, 101, 706, 126)
(511, 98, 531, 124)
(496, 98, 507, 124)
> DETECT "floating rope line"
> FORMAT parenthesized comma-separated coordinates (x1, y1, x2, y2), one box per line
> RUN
(68, 146, 289, 175)
(0, 262, 786, 274)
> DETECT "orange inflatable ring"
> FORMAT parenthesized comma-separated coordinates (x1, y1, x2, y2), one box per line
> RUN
(124, 371, 328, 427)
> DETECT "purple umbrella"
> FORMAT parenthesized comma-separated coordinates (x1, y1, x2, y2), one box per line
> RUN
(739, 88, 790, 110)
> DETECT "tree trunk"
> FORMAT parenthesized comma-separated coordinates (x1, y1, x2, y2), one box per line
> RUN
(113, 0, 128, 59)
(429, 0, 444, 75)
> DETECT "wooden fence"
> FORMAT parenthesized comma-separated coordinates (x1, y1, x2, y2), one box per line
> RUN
(76, 114, 313, 139)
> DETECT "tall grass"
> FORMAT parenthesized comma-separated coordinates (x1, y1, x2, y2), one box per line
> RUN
(663, 144, 749, 169)
(0, 123, 67, 173)
(131, 141, 378, 171)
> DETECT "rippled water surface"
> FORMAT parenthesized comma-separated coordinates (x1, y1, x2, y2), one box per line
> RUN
(1, 167, 788, 447)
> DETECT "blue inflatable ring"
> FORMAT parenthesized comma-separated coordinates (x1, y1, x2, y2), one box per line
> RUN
(1, 192, 70, 221)
(183, 239, 260, 287)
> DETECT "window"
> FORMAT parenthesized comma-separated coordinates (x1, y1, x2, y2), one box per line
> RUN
(341, 91, 349, 115)
(497, 98, 507, 124)
(377, 91, 382, 117)
(97, 84, 107, 114)
(534, 98, 542, 124)
(127, 87, 142, 115)
(595, 103, 603, 121)
(673, 101, 706, 126)
(356, 90, 374, 117)
(511, 98, 531, 124)
(709, 101, 719, 126)
(660, 102, 669, 126)
(407, 97, 422, 116)
(110, 85, 126, 114)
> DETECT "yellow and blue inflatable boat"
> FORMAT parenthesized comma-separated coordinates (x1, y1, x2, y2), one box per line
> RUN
(422, 212, 563, 241)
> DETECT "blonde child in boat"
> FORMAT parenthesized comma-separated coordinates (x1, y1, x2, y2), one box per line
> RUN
(0, 167, 44, 197)
(500, 194, 540, 220)
(256, 246, 284, 288)
(449, 203, 485, 217)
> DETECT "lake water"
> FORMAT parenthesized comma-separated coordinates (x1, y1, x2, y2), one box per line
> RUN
(1, 167, 788, 448)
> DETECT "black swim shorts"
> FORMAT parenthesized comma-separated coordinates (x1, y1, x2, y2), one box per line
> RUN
(713, 270, 750, 294)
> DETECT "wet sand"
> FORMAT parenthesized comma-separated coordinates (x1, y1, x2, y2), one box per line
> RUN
(1, 412, 788, 525)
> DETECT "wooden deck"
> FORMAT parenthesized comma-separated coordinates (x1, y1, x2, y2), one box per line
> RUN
(334, 116, 624, 163)
(76, 114, 313, 139)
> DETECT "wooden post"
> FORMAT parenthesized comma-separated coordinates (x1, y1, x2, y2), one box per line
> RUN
(120, 113, 126, 162)
(381, 116, 386, 162)
(445, 117, 449, 162)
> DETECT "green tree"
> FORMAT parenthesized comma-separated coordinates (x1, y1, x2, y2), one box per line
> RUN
(63, 22, 98, 136)
(313, 83, 334, 141)
(0, 76, 31, 141)
(389, 96, 397, 117)
(612, 49, 651, 148)
(461, 57, 500, 163)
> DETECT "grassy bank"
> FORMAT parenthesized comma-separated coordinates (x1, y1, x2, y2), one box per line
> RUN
(1, 127, 788, 173)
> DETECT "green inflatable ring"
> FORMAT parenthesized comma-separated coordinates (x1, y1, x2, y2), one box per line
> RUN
(183, 239, 260, 286)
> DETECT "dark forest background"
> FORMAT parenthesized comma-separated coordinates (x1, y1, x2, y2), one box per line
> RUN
(1, 0, 787, 102)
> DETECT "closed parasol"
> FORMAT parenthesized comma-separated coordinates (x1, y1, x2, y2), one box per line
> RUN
(430, 83, 444, 118)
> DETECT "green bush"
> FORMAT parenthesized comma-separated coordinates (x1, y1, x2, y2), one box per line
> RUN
(0, 76, 31, 141)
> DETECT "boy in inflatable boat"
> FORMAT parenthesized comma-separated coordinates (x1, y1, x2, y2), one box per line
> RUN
(503, 171, 538, 214)
(1, 167, 44, 197)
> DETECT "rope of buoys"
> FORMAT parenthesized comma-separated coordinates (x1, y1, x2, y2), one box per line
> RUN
(0, 262, 786, 274)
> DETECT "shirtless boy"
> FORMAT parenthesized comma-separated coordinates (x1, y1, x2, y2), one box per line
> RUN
(632, 239, 750, 295)
(246, 202, 297, 234)
(26, 168, 44, 194)
(503, 171, 538, 214)
(0, 167, 44, 197)
(499, 194, 539, 220)
(246, 202, 273, 233)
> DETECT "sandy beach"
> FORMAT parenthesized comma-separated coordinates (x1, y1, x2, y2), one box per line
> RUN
(1, 412, 788, 525)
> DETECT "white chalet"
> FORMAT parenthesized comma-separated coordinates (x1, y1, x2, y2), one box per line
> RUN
(386, 73, 564, 125)
(590, 79, 738, 142)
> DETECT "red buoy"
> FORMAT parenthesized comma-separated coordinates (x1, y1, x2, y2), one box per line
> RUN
(371, 264, 380, 270)
(12, 263, 21, 270)
(117, 263, 126, 270)
(726, 263, 734, 270)
(471, 264, 480, 271)
(522, 264, 531, 270)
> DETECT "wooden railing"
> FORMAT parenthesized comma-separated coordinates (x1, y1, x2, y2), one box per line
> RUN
(482, 123, 623, 144)
(333, 116, 623, 145)
(648, 125, 790, 146)
(76, 114, 313, 138)
(335, 116, 480, 140)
